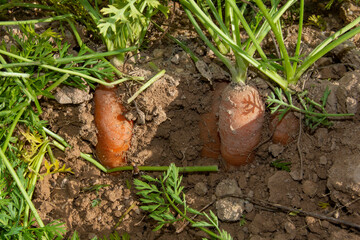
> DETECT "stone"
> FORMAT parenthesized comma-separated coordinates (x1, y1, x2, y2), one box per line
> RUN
(54, 85, 92, 104)
(336, 70, 360, 114)
(302, 180, 318, 198)
(215, 197, 244, 222)
(215, 178, 242, 197)
(284, 221, 296, 238)
(319, 155, 327, 165)
(170, 54, 180, 64)
(244, 202, 254, 213)
(268, 144, 285, 157)
(194, 182, 208, 196)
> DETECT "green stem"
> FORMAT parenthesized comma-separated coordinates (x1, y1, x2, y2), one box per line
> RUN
(183, 7, 240, 82)
(0, 71, 30, 78)
(1, 101, 29, 152)
(65, 19, 127, 79)
(43, 127, 70, 148)
(24, 141, 49, 227)
(253, 0, 294, 80)
(0, 47, 136, 68)
(0, 2, 56, 11)
(45, 73, 70, 92)
(0, 101, 29, 117)
(180, 0, 288, 89)
(269, 99, 354, 117)
(293, 0, 304, 71)
(127, 70, 166, 103)
(0, 14, 73, 25)
(22, 78, 42, 114)
(109, 165, 219, 173)
(0, 48, 140, 86)
(0, 148, 45, 228)
(294, 23, 360, 83)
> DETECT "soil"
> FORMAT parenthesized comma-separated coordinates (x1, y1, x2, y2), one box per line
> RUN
(3, 1, 360, 240)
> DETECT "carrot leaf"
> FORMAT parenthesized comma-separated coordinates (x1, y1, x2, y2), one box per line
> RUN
(134, 163, 233, 239)
(267, 87, 354, 130)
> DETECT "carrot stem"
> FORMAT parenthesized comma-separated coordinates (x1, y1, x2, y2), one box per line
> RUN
(127, 70, 166, 104)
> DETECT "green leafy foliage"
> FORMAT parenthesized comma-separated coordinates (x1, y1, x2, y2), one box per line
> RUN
(307, 15, 326, 30)
(270, 159, 292, 172)
(134, 163, 233, 240)
(267, 87, 353, 130)
(80, 0, 169, 64)
(0, 22, 116, 239)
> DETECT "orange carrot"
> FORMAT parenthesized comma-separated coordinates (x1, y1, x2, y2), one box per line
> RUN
(270, 111, 299, 145)
(94, 85, 133, 168)
(199, 82, 227, 158)
(218, 84, 265, 166)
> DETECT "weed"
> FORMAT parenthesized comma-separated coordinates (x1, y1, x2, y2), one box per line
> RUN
(270, 159, 292, 172)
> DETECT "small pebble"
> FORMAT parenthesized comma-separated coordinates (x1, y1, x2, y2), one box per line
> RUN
(319, 155, 327, 165)
(194, 182, 208, 196)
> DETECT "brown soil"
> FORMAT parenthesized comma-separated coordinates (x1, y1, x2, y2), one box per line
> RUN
(5, 2, 360, 240)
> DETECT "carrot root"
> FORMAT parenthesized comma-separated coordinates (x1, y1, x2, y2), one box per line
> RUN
(270, 111, 299, 145)
(218, 84, 265, 166)
(94, 85, 133, 169)
(199, 82, 227, 158)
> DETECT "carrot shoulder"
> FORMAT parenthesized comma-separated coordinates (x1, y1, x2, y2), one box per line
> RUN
(94, 85, 133, 168)
(218, 84, 265, 166)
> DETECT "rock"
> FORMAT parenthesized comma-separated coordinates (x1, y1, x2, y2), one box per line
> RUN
(339, 1, 360, 23)
(215, 197, 244, 222)
(215, 178, 242, 197)
(170, 54, 180, 64)
(336, 70, 360, 114)
(104, 187, 123, 202)
(195, 60, 212, 82)
(302, 180, 318, 198)
(244, 201, 254, 213)
(319, 155, 327, 165)
(194, 182, 208, 196)
(54, 85, 92, 104)
(284, 221, 296, 239)
(268, 171, 300, 204)
(268, 144, 285, 157)
(327, 153, 360, 213)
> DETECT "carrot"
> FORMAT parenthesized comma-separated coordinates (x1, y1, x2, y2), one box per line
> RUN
(218, 84, 265, 166)
(270, 111, 299, 145)
(199, 82, 227, 158)
(94, 85, 133, 168)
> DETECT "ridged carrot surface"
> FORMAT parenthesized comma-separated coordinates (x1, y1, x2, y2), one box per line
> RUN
(218, 84, 264, 166)
(94, 85, 133, 168)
